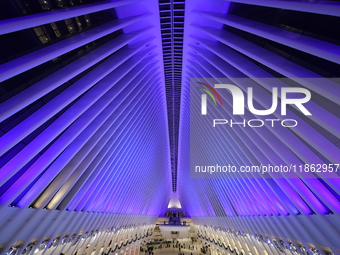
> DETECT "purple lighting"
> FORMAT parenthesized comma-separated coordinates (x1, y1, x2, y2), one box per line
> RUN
(0, 0, 339, 254)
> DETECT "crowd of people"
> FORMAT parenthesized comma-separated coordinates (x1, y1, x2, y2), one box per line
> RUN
(140, 238, 210, 255)
(200, 244, 211, 254)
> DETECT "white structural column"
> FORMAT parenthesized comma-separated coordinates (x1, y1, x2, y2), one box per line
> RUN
(0, 13, 151, 83)
(0, 28, 152, 122)
(223, 0, 340, 17)
(193, 11, 340, 65)
(0, 0, 141, 35)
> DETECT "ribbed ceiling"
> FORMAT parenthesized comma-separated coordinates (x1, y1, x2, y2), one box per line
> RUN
(0, 0, 340, 255)
(158, 0, 185, 192)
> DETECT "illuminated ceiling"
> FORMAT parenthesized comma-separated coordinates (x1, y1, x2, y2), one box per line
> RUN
(0, 0, 340, 254)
